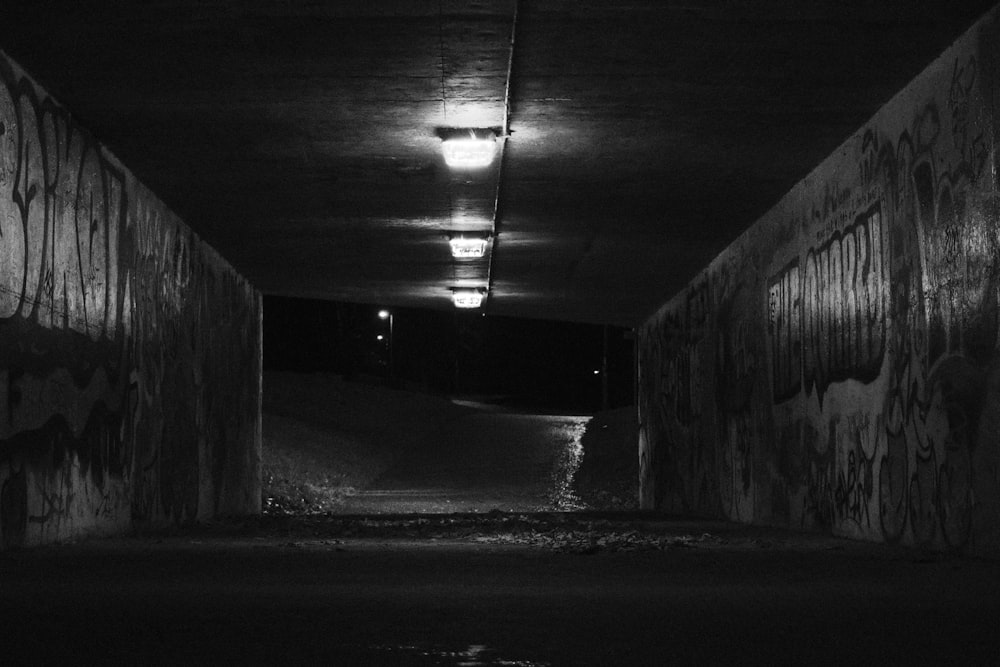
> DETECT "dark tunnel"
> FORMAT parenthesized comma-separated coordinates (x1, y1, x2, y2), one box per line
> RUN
(2, 1, 1000, 664)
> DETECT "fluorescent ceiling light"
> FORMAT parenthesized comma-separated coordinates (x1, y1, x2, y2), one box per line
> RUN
(452, 289, 485, 309)
(449, 236, 489, 259)
(441, 132, 497, 169)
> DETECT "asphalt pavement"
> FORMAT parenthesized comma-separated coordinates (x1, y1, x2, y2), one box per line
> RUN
(2, 512, 998, 665)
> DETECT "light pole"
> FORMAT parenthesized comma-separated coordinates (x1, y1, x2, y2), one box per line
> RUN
(378, 309, 394, 381)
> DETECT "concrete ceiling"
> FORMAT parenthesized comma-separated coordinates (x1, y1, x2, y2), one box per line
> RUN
(1, 0, 995, 326)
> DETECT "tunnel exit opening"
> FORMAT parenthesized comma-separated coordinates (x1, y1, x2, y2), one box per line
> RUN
(261, 296, 636, 517)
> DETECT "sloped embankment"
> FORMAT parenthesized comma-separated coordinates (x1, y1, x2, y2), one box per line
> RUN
(263, 371, 637, 513)
(262, 372, 467, 512)
(572, 406, 639, 510)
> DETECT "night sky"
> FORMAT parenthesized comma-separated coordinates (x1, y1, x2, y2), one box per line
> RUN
(264, 296, 634, 414)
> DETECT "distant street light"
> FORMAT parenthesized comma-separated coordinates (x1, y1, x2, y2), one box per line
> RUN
(378, 309, 394, 380)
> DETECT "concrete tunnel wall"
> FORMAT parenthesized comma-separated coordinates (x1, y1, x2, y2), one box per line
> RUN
(638, 8, 1000, 555)
(0, 52, 262, 549)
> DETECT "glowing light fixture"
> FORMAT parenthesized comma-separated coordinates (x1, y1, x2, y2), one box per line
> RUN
(441, 131, 497, 169)
(452, 289, 485, 309)
(449, 236, 489, 259)
(378, 309, 390, 320)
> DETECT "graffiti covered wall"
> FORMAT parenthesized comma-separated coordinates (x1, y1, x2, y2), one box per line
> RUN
(638, 10, 1000, 554)
(0, 52, 262, 549)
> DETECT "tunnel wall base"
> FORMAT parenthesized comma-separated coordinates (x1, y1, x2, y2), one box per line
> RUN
(638, 8, 1000, 555)
(0, 52, 262, 549)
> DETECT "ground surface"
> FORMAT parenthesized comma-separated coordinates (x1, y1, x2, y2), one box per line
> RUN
(262, 372, 636, 514)
(338, 411, 589, 513)
(6, 378, 993, 663)
(2, 513, 999, 665)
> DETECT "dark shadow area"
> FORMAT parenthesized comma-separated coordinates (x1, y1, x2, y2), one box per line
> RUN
(263, 295, 634, 414)
(574, 408, 639, 510)
(3, 511, 999, 665)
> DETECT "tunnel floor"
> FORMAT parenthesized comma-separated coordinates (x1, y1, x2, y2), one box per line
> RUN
(3, 512, 999, 665)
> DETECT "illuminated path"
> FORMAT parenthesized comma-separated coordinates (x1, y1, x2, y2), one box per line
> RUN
(337, 410, 590, 513)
